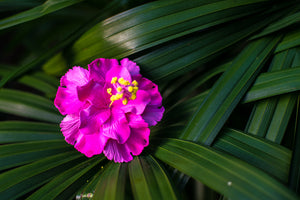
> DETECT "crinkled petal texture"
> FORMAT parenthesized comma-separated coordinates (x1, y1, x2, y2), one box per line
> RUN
(54, 58, 164, 163)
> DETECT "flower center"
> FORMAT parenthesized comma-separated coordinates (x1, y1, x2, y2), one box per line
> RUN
(107, 76, 138, 106)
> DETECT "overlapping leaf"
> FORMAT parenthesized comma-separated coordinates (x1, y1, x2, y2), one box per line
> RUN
(154, 138, 298, 200)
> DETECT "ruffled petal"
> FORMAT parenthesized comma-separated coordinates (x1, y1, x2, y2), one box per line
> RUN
(79, 105, 111, 135)
(77, 80, 109, 108)
(126, 126, 150, 156)
(118, 90, 151, 115)
(60, 114, 80, 145)
(55, 66, 90, 115)
(126, 113, 150, 155)
(54, 86, 84, 115)
(105, 65, 132, 84)
(61, 66, 89, 87)
(102, 108, 130, 144)
(126, 113, 149, 128)
(103, 139, 132, 163)
(120, 58, 140, 77)
(138, 77, 162, 106)
(75, 132, 108, 157)
(89, 58, 119, 83)
(142, 106, 165, 126)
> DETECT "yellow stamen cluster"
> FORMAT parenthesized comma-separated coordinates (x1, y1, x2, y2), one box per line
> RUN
(129, 86, 138, 100)
(107, 77, 139, 106)
(118, 77, 130, 86)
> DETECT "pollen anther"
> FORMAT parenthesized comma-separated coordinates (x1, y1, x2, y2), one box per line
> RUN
(132, 80, 138, 86)
(111, 77, 118, 84)
(122, 98, 128, 105)
(128, 86, 133, 92)
(117, 87, 122, 92)
(107, 88, 112, 95)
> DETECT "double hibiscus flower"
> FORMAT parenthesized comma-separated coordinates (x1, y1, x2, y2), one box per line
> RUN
(54, 58, 164, 163)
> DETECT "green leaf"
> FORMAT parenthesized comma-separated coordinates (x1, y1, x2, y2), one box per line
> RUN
(213, 129, 291, 182)
(93, 162, 127, 200)
(0, 0, 42, 12)
(0, 89, 62, 123)
(18, 75, 58, 97)
(245, 48, 298, 137)
(275, 28, 300, 53)
(0, 0, 83, 30)
(72, 0, 270, 64)
(0, 140, 71, 170)
(164, 62, 228, 106)
(26, 156, 102, 200)
(181, 36, 280, 145)
(243, 67, 300, 103)
(154, 138, 298, 200)
(0, 0, 131, 87)
(0, 151, 84, 200)
(265, 94, 297, 143)
(0, 121, 62, 143)
(288, 95, 300, 193)
(42, 52, 67, 76)
(129, 156, 177, 200)
(251, 8, 300, 39)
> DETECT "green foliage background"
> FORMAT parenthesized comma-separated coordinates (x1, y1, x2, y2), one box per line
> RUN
(0, 0, 300, 199)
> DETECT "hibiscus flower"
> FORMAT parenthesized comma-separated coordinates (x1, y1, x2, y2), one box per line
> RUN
(54, 58, 164, 162)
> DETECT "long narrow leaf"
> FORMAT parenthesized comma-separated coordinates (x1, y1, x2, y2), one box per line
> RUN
(0, 0, 83, 30)
(275, 28, 300, 53)
(0, 140, 71, 170)
(93, 163, 127, 200)
(243, 67, 300, 103)
(0, 89, 62, 123)
(72, 0, 270, 64)
(288, 95, 300, 194)
(0, 152, 84, 200)
(129, 156, 177, 200)
(265, 94, 297, 142)
(0, 0, 132, 87)
(26, 156, 102, 200)
(252, 9, 300, 39)
(154, 138, 298, 200)
(181, 36, 280, 144)
(245, 48, 298, 137)
(0, 121, 62, 143)
(213, 129, 291, 182)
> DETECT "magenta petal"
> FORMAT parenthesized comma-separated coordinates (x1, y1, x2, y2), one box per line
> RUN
(126, 113, 149, 155)
(142, 106, 165, 126)
(61, 66, 89, 87)
(103, 139, 133, 163)
(138, 77, 162, 106)
(75, 133, 108, 157)
(127, 113, 149, 128)
(105, 65, 132, 83)
(126, 126, 150, 156)
(60, 114, 80, 145)
(120, 58, 140, 76)
(120, 90, 151, 115)
(77, 80, 109, 108)
(79, 106, 111, 135)
(54, 86, 84, 115)
(102, 109, 130, 144)
(89, 58, 119, 83)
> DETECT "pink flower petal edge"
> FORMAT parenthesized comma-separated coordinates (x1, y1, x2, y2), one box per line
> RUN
(54, 58, 164, 163)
